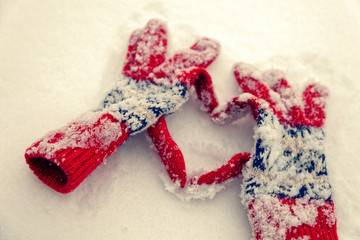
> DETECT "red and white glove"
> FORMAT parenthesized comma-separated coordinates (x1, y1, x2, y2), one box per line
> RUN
(25, 19, 220, 193)
(193, 62, 338, 239)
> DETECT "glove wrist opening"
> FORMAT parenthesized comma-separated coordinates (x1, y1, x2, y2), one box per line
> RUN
(27, 157, 68, 190)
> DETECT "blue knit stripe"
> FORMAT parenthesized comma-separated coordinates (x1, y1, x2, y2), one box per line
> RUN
(102, 76, 188, 134)
(244, 109, 333, 201)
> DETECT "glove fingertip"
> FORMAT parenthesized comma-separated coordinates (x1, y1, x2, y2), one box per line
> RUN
(303, 83, 328, 127)
(122, 29, 143, 77)
(262, 68, 289, 91)
(233, 62, 259, 82)
(233, 62, 272, 101)
(191, 37, 220, 53)
(304, 83, 329, 99)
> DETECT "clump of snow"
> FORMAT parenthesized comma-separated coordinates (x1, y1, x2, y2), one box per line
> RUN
(159, 173, 231, 201)
(26, 111, 123, 162)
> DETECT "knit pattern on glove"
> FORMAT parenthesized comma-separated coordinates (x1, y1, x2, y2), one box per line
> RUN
(210, 62, 338, 240)
(25, 19, 219, 193)
(120, 19, 220, 188)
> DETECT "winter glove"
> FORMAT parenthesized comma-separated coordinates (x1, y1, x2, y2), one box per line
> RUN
(199, 62, 338, 240)
(25, 19, 220, 193)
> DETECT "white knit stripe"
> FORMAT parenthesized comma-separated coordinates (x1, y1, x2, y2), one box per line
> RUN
(241, 109, 333, 204)
(102, 75, 189, 134)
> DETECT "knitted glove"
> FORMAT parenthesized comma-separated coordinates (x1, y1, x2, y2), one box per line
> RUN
(123, 19, 220, 188)
(25, 19, 219, 193)
(205, 62, 338, 240)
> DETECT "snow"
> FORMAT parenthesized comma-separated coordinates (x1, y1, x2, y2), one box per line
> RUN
(241, 112, 332, 202)
(102, 75, 188, 134)
(248, 197, 326, 240)
(1, 0, 360, 239)
(25, 111, 124, 161)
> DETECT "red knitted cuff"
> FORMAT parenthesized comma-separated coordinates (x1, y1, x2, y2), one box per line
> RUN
(25, 113, 129, 193)
(247, 197, 338, 240)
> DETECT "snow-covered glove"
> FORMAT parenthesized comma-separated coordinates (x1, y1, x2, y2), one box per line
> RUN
(25, 19, 220, 194)
(206, 63, 338, 240)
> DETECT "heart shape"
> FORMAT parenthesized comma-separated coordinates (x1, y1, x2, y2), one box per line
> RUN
(147, 70, 251, 199)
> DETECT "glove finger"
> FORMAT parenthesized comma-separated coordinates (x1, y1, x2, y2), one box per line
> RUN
(154, 38, 220, 79)
(261, 69, 290, 95)
(261, 69, 307, 126)
(190, 152, 250, 185)
(211, 93, 268, 124)
(303, 83, 328, 127)
(128, 19, 168, 80)
(122, 29, 143, 78)
(233, 62, 273, 102)
(234, 63, 300, 123)
(147, 116, 187, 188)
(175, 67, 219, 113)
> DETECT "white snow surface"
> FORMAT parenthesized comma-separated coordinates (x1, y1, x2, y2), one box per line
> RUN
(1, 0, 359, 239)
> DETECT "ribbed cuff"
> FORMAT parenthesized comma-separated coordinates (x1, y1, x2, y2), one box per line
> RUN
(247, 197, 338, 240)
(25, 113, 129, 193)
(287, 216, 338, 240)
